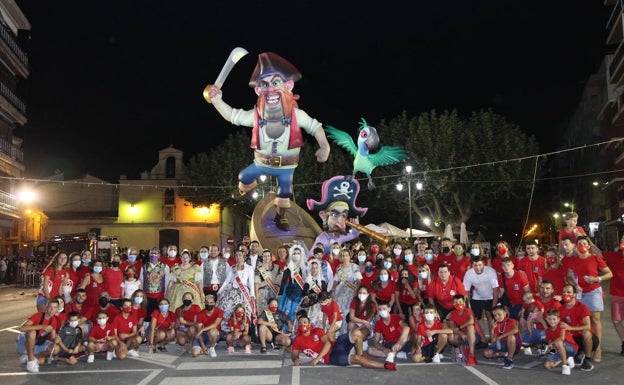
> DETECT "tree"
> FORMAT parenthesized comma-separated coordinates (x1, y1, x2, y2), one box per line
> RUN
(376, 109, 541, 235)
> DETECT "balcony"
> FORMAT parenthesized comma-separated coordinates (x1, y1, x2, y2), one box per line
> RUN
(0, 190, 20, 219)
(0, 82, 26, 124)
(609, 41, 624, 87)
(0, 22, 28, 76)
(0, 135, 23, 163)
(608, 0, 624, 45)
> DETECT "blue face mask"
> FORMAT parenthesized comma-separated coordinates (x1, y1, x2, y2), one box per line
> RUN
(200, 252, 209, 260)
(383, 261, 392, 269)
(419, 271, 429, 280)
(379, 274, 389, 282)
(93, 266, 102, 274)
(365, 266, 374, 273)
(128, 255, 137, 263)
(159, 304, 169, 313)
(378, 310, 389, 318)
(404, 254, 414, 263)
(82, 259, 91, 266)
(425, 253, 434, 262)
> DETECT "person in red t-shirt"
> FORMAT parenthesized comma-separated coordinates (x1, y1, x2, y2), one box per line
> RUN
(602, 237, 624, 356)
(360, 259, 377, 290)
(558, 284, 597, 371)
(112, 298, 142, 359)
(174, 292, 202, 347)
(148, 298, 177, 353)
(396, 269, 419, 320)
(16, 299, 61, 373)
(348, 285, 377, 338)
(417, 264, 433, 304)
(448, 295, 479, 366)
(367, 301, 411, 360)
(318, 292, 343, 341)
(37, 251, 69, 312)
(102, 254, 124, 308)
(408, 302, 424, 335)
(490, 241, 518, 275)
(498, 257, 531, 320)
(191, 294, 223, 357)
(86, 310, 119, 363)
(517, 241, 546, 293)
(292, 314, 396, 370)
(428, 263, 467, 321)
(119, 246, 143, 278)
(518, 291, 545, 352)
(226, 304, 252, 354)
(85, 291, 120, 325)
(543, 308, 578, 374)
(412, 304, 453, 363)
(483, 305, 521, 369)
(371, 268, 397, 310)
(540, 248, 567, 297)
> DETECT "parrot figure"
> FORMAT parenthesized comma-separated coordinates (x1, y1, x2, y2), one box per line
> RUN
(325, 118, 408, 189)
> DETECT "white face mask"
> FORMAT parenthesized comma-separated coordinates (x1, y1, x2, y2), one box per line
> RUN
(378, 309, 389, 318)
(419, 271, 429, 280)
(393, 248, 402, 256)
(357, 255, 367, 263)
(470, 249, 480, 257)
(404, 254, 413, 263)
(97, 318, 108, 326)
(291, 254, 301, 262)
(69, 320, 79, 328)
(72, 260, 81, 269)
(424, 313, 435, 321)
(223, 252, 230, 259)
(358, 293, 368, 302)
(168, 250, 177, 258)
(93, 266, 103, 274)
(332, 248, 340, 255)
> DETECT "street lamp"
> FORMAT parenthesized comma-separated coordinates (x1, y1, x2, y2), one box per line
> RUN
(397, 165, 414, 243)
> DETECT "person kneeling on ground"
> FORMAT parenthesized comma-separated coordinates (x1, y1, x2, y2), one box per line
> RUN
(258, 298, 292, 353)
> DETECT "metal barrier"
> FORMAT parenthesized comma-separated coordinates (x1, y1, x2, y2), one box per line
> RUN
(17, 266, 41, 288)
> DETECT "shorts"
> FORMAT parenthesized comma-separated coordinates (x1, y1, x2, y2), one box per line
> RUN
(328, 333, 355, 366)
(519, 328, 545, 345)
(192, 332, 219, 348)
(470, 299, 493, 319)
(580, 287, 604, 312)
(572, 334, 599, 353)
(544, 341, 577, 362)
(488, 339, 520, 355)
(420, 336, 439, 358)
(611, 295, 624, 322)
(382, 339, 413, 353)
(15, 333, 52, 355)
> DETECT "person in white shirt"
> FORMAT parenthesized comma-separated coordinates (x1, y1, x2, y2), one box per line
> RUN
(463, 255, 500, 340)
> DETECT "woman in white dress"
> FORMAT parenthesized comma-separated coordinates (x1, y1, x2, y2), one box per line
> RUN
(217, 250, 255, 333)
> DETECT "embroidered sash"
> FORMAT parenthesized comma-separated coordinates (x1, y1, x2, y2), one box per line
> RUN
(258, 264, 278, 295)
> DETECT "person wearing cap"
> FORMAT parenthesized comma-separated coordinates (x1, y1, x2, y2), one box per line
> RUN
(208, 51, 331, 231)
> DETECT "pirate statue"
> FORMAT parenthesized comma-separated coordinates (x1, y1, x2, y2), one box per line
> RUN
(306, 175, 368, 256)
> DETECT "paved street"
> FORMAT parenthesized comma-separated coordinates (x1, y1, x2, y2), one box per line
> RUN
(1, 284, 622, 385)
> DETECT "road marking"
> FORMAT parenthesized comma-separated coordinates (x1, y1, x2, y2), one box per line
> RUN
(0, 326, 20, 333)
(0, 369, 156, 377)
(292, 366, 300, 385)
(136, 369, 163, 385)
(157, 375, 280, 385)
(463, 366, 500, 385)
(129, 355, 177, 369)
(177, 360, 282, 370)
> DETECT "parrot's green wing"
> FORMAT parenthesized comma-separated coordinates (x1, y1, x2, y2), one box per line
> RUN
(368, 146, 409, 166)
(325, 125, 357, 157)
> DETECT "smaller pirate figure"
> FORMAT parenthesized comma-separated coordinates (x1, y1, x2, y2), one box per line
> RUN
(306, 175, 368, 257)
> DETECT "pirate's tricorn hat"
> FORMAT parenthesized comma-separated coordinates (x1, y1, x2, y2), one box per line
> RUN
(249, 52, 302, 87)
(306, 175, 368, 217)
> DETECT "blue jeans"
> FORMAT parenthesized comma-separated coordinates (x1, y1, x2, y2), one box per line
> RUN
(239, 162, 294, 198)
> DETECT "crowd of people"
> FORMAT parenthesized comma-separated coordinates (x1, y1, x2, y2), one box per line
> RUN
(14, 212, 624, 376)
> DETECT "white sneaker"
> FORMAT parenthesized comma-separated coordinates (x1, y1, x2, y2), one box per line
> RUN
(396, 351, 408, 360)
(208, 347, 217, 357)
(561, 364, 571, 375)
(567, 356, 575, 369)
(26, 360, 39, 373)
(432, 353, 441, 363)
(87, 354, 94, 363)
(523, 347, 533, 355)
(106, 351, 114, 360)
(127, 349, 139, 357)
(19, 355, 28, 364)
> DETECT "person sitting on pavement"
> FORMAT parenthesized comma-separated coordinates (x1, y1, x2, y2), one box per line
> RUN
(174, 291, 202, 348)
(16, 298, 61, 373)
(412, 304, 453, 363)
(518, 291, 545, 355)
(53, 311, 85, 365)
(482, 305, 521, 369)
(347, 285, 377, 339)
(226, 303, 252, 354)
(318, 291, 343, 342)
(191, 294, 223, 357)
(367, 301, 412, 360)
(85, 310, 120, 363)
(111, 298, 142, 358)
(291, 314, 397, 371)
(148, 298, 177, 353)
(257, 297, 292, 353)
(447, 294, 480, 366)
(543, 308, 577, 376)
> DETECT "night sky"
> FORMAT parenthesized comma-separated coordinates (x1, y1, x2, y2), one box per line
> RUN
(15, 1, 607, 182)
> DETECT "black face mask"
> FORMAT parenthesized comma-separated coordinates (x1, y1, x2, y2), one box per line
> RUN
(183, 299, 192, 307)
(99, 297, 109, 307)
(442, 247, 450, 254)
(111, 261, 120, 267)
(205, 304, 215, 311)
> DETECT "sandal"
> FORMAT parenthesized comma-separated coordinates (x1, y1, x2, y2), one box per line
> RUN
(260, 346, 267, 353)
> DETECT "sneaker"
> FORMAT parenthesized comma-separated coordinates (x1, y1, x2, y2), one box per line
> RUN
(245, 345, 251, 354)
(227, 346, 235, 354)
(574, 351, 585, 366)
(580, 359, 593, 371)
(620, 341, 624, 356)
(106, 351, 115, 361)
(87, 354, 94, 363)
(396, 351, 407, 360)
(127, 349, 139, 357)
(561, 364, 571, 375)
(502, 358, 513, 369)
(466, 354, 477, 366)
(566, 356, 575, 369)
(19, 355, 28, 364)
(208, 347, 217, 357)
(384, 361, 397, 371)
(523, 347, 533, 355)
(432, 353, 441, 363)
(26, 360, 39, 373)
